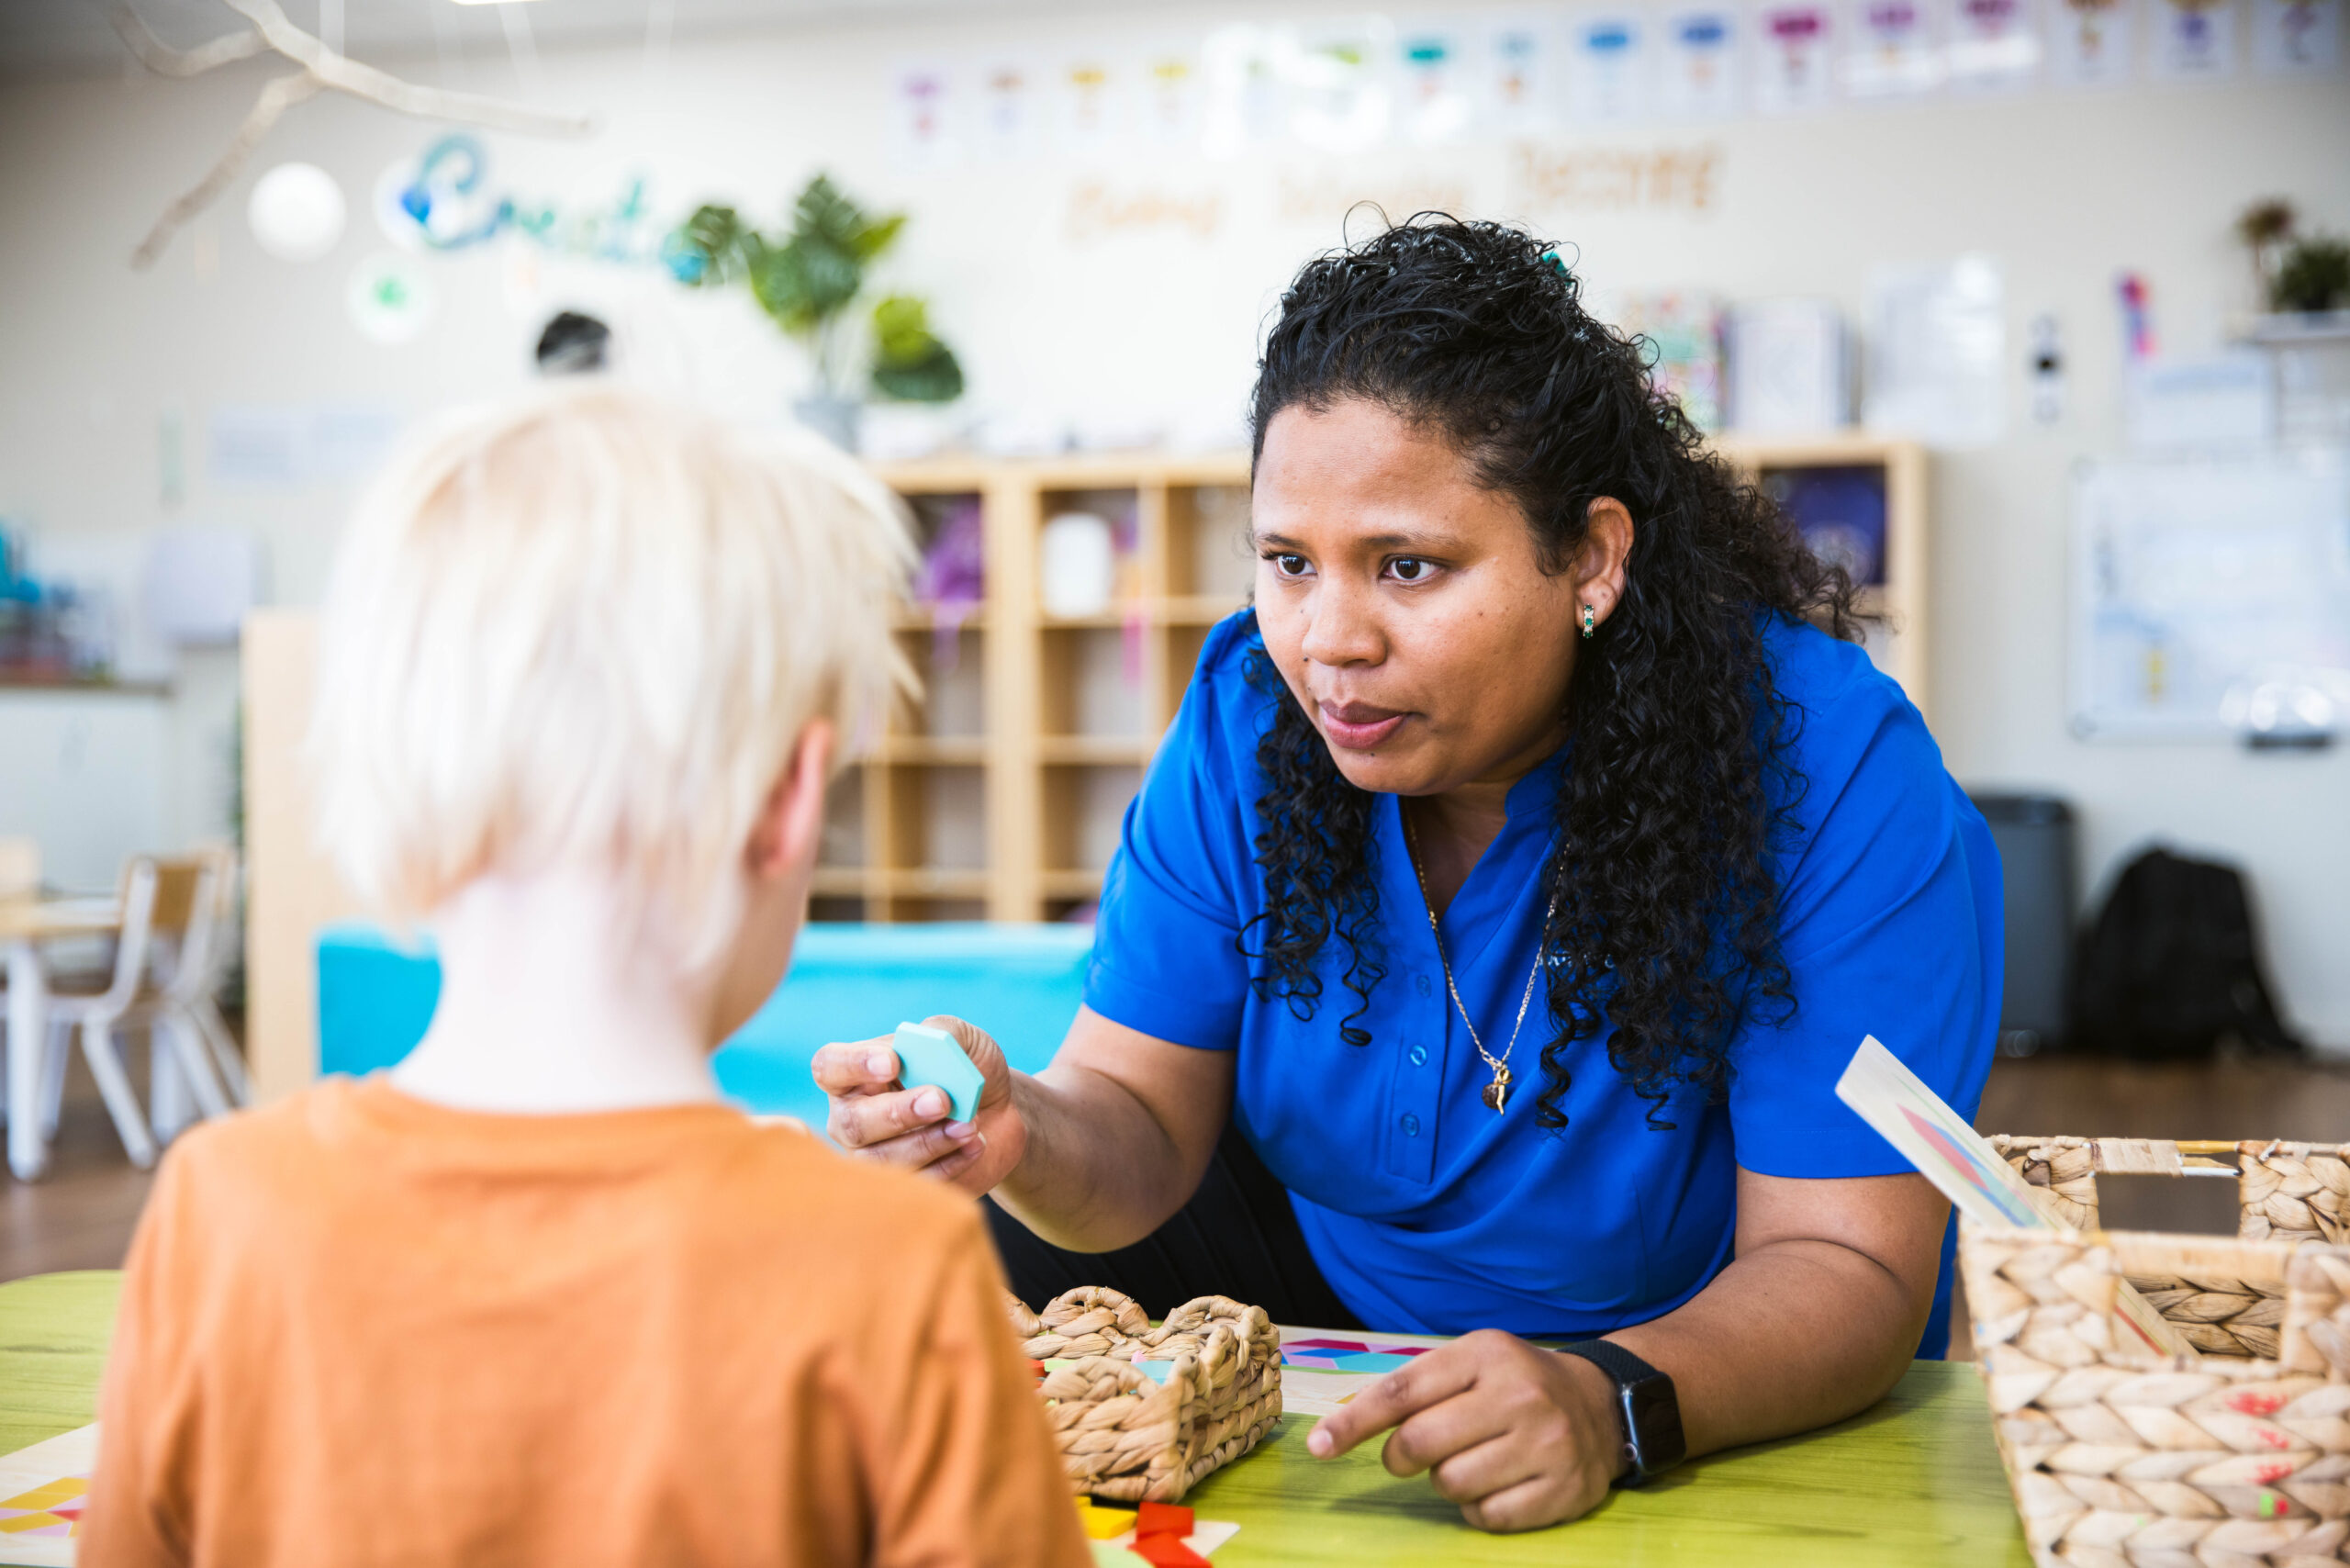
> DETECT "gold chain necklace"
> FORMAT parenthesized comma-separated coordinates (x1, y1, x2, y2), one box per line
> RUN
(1403, 807, 1558, 1114)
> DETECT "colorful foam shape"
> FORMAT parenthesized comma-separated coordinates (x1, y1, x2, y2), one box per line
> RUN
(891, 1021, 986, 1123)
(1279, 1353, 1343, 1371)
(1281, 1338, 1368, 1353)
(1331, 1351, 1416, 1375)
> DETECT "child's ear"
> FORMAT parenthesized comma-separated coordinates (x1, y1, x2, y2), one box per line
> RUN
(748, 720, 836, 879)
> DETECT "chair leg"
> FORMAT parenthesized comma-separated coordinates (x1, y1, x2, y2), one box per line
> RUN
(41, 1024, 69, 1139)
(151, 1039, 190, 1145)
(192, 999, 251, 1107)
(160, 1013, 230, 1124)
(81, 1020, 157, 1170)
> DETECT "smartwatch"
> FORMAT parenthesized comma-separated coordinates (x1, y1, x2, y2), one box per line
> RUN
(1557, 1339, 1686, 1486)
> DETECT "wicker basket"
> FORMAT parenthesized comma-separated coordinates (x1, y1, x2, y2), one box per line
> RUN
(1965, 1136, 2350, 1566)
(1006, 1286, 1283, 1503)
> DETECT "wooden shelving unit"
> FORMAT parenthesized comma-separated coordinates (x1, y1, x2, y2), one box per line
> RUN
(826, 436, 1928, 925)
(816, 454, 1255, 924)
(1713, 432, 1931, 720)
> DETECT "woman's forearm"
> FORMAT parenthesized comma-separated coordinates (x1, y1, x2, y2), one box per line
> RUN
(988, 1006, 1238, 1253)
(1606, 1237, 1932, 1459)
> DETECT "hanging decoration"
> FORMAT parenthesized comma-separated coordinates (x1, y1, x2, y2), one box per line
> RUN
(346, 252, 437, 345)
(245, 161, 345, 261)
(100, 0, 591, 271)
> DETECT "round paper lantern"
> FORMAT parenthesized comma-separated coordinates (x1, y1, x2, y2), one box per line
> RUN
(247, 162, 347, 263)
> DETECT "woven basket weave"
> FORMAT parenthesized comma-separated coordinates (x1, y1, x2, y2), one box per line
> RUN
(1965, 1136, 2350, 1566)
(1007, 1286, 1282, 1503)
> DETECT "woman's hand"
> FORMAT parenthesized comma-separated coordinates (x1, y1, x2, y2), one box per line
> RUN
(811, 1015, 1028, 1195)
(1304, 1329, 1626, 1532)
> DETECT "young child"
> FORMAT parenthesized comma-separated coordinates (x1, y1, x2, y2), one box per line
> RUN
(84, 386, 1091, 1567)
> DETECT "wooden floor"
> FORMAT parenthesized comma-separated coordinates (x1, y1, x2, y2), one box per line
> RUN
(6, 1047, 2348, 1295)
(2, 1045, 160, 1282)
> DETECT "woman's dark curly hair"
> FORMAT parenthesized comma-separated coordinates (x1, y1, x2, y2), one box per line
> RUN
(1241, 217, 1863, 1130)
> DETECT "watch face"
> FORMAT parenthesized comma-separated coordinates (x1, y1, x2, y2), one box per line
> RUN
(1622, 1375, 1687, 1473)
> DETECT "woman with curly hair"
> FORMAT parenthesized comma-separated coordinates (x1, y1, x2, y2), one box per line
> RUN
(818, 218, 2000, 1532)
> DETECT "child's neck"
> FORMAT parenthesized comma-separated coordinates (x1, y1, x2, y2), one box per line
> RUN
(391, 869, 725, 1114)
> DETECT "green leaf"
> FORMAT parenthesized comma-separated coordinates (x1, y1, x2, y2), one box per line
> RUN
(674, 203, 753, 287)
(870, 295, 963, 402)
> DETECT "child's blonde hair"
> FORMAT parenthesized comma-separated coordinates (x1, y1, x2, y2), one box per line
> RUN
(313, 385, 912, 967)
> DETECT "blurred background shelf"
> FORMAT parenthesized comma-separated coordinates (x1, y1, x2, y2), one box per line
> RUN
(847, 453, 1257, 924)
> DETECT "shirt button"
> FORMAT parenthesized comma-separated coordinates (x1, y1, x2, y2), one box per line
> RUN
(1408, 1046, 1428, 1067)
(1416, 974, 1432, 997)
(1401, 1113, 1421, 1137)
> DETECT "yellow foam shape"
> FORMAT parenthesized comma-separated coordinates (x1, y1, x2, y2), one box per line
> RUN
(0, 1513, 68, 1534)
(3, 1478, 86, 1510)
(1072, 1499, 1136, 1540)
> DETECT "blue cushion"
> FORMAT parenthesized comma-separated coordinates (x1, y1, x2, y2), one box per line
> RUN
(315, 922, 1092, 1132)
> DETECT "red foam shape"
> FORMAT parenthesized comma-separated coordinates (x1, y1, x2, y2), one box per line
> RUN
(1281, 1338, 1368, 1353)
(1129, 1532, 1211, 1568)
(1136, 1501, 1193, 1538)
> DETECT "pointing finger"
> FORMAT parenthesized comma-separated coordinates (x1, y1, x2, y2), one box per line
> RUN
(1306, 1345, 1479, 1461)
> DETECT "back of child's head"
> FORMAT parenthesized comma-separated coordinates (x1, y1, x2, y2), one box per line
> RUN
(313, 385, 910, 967)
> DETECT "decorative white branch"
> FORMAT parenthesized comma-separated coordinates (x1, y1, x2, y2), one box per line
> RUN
(103, 0, 595, 270)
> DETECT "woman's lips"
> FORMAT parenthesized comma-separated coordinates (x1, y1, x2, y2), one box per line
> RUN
(1318, 700, 1407, 750)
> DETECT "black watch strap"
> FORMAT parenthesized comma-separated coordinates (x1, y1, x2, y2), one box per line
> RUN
(1558, 1339, 1686, 1486)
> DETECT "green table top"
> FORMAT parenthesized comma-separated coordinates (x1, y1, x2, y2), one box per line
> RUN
(0, 1271, 2027, 1564)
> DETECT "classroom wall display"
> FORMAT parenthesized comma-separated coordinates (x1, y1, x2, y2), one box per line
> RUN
(1658, 7, 1745, 113)
(1567, 12, 1655, 121)
(2150, 0, 2242, 73)
(875, 1, 2333, 173)
(1484, 17, 1559, 130)
(1751, 3, 1840, 111)
(2071, 452, 2350, 741)
(2255, 0, 2344, 69)
(1946, 0, 2043, 85)
(1864, 254, 2006, 447)
(1844, 0, 1948, 96)
(2048, 0, 2140, 80)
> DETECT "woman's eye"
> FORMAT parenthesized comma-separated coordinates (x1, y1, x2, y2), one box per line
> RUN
(1386, 557, 1435, 583)
(1267, 553, 1311, 578)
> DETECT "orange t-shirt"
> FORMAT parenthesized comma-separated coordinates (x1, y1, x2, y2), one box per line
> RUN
(82, 1076, 1091, 1568)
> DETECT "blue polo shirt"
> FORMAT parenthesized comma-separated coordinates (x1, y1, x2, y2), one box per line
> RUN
(1083, 610, 1999, 1351)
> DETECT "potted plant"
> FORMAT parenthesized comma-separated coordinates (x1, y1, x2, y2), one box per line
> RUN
(2236, 198, 2350, 318)
(676, 174, 964, 449)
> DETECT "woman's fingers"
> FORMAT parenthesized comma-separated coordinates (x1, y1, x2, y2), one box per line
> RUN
(1425, 1430, 1543, 1506)
(1457, 1475, 1572, 1535)
(1379, 1387, 1514, 1479)
(1305, 1341, 1479, 1460)
(810, 1037, 901, 1101)
(827, 1083, 964, 1153)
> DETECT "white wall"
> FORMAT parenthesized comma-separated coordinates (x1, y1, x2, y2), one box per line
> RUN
(3, 6, 2346, 1040)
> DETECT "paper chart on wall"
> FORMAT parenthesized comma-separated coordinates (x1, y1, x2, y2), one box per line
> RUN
(1659, 8, 1742, 115)
(2150, 0, 2239, 75)
(1136, 47, 1206, 148)
(2255, 0, 2343, 69)
(1056, 56, 1125, 155)
(1752, 3, 1837, 111)
(0, 1423, 98, 1567)
(2069, 453, 2350, 741)
(2048, 0, 2139, 83)
(1948, 0, 2045, 85)
(1567, 14, 1652, 121)
(890, 61, 961, 171)
(1483, 17, 1557, 132)
(1394, 21, 1474, 143)
(1843, 0, 1946, 96)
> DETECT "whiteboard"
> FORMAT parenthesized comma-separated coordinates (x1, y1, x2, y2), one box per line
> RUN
(2071, 452, 2350, 740)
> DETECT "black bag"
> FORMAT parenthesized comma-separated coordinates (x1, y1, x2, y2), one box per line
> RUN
(2070, 847, 2302, 1059)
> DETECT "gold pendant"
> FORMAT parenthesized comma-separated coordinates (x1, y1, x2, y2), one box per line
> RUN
(1483, 1066, 1511, 1114)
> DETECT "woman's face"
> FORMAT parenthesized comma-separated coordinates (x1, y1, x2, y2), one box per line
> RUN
(1251, 398, 1616, 800)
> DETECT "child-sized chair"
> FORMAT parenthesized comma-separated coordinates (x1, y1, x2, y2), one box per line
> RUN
(40, 856, 236, 1168)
